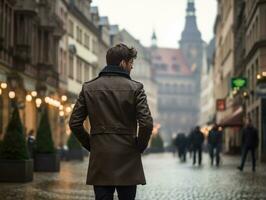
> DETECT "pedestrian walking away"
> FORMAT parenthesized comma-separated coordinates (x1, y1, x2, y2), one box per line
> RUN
(69, 43, 153, 200)
(237, 117, 259, 172)
(208, 124, 223, 167)
(190, 126, 205, 166)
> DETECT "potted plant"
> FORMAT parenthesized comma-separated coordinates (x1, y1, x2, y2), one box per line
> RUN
(149, 133, 164, 153)
(0, 106, 33, 182)
(34, 108, 60, 172)
(66, 133, 84, 161)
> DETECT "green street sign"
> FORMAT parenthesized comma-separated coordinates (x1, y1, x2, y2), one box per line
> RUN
(231, 77, 247, 90)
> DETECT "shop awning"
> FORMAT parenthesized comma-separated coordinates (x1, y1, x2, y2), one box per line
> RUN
(219, 107, 243, 127)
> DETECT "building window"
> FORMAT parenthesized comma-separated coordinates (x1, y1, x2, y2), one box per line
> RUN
(76, 26, 83, 44)
(68, 54, 74, 79)
(76, 57, 82, 83)
(68, 19, 74, 36)
(84, 63, 90, 81)
(92, 39, 97, 53)
(84, 33, 90, 49)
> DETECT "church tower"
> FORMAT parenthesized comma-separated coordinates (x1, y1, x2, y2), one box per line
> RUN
(179, 0, 204, 75)
(151, 29, 157, 48)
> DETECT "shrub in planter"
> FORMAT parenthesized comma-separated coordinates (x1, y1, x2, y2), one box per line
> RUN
(34, 108, 60, 172)
(149, 133, 164, 153)
(0, 106, 33, 182)
(66, 133, 84, 161)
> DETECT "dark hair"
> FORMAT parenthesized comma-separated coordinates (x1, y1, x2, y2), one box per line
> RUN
(106, 43, 137, 66)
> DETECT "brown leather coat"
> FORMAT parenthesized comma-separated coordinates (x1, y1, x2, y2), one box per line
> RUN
(69, 65, 153, 186)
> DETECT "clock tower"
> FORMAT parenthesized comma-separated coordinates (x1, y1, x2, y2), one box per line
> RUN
(179, 0, 204, 75)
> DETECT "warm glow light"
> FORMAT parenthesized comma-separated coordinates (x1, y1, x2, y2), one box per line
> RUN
(9, 91, 15, 99)
(152, 123, 161, 135)
(66, 106, 72, 113)
(232, 90, 237, 95)
(243, 92, 248, 97)
(45, 97, 50, 103)
(26, 94, 32, 102)
(0, 89, 2, 95)
(59, 111, 64, 117)
(61, 95, 67, 102)
(59, 105, 64, 110)
(71, 104, 75, 108)
(262, 72, 266, 77)
(257, 74, 261, 79)
(31, 91, 37, 97)
(35, 98, 42, 105)
(1, 83, 7, 89)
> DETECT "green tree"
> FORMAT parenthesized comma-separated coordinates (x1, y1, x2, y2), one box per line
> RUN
(67, 133, 82, 150)
(0, 106, 29, 160)
(35, 108, 55, 154)
(150, 133, 164, 149)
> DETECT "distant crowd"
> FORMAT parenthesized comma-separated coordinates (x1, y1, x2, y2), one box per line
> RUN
(172, 117, 259, 172)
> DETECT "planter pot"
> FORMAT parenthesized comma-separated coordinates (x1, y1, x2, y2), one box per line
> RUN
(34, 153, 60, 172)
(0, 159, 33, 182)
(66, 149, 84, 161)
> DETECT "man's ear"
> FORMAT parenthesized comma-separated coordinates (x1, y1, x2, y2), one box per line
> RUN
(119, 60, 126, 68)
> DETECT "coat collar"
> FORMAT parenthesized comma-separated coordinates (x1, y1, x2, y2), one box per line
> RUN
(99, 65, 131, 79)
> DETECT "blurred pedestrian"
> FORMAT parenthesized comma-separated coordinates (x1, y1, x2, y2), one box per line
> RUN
(27, 129, 35, 158)
(190, 126, 204, 166)
(237, 117, 259, 172)
(208, 124, 223, 167)
(69, 44, 153, 200)
(174, 133, 188, 162)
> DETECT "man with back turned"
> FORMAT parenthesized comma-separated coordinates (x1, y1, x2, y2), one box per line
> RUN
(69, 43, 153, 200)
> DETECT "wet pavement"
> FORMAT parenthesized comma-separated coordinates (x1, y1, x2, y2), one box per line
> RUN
(0, 153, 266, 200)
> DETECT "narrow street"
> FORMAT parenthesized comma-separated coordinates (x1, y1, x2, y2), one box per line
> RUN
(0, 153, 266, 200)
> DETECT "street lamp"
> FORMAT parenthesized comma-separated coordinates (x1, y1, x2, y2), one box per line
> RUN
(8, 91, 15, 99)
(26, 94, 32, 102)
(1, 83, 7, 89)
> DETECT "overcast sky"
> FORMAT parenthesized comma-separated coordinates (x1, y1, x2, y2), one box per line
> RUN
(92, 0, 217, 48)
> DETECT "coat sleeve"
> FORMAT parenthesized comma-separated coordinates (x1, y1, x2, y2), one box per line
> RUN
(69, 84, 90, 151)
(135, 84, 153, 153)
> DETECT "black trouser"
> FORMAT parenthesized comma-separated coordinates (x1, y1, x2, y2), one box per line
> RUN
(209, 145, 221, 166)
(240, 147, 256, 170)
(178, 147, 187, 162)
(193, 147, 202, 165)
(93, 186, 137, 200)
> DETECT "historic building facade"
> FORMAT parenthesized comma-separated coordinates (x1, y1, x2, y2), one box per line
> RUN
(199, 39, 216, 127)
(150, 0, 204, 143)
(214, 0, 237, 153)
(243, 0, 266, 161)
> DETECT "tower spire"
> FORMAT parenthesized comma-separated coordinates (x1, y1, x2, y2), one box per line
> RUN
(180, 0, 201, 43)
(151, 29, 157, 48)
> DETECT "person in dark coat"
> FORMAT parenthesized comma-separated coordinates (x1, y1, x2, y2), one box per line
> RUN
(27, 129, 35, 158)
(208, 124, 223, 166)
(69, 43, 153, 200)
(174, 133, 188, 162)
(237, 118, 259, 172)
(190, 126, 205, 165)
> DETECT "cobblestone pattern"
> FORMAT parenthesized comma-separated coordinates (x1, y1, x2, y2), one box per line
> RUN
(0, 153, 266, 200)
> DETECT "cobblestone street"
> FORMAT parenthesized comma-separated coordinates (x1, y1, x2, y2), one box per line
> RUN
(0, 153, 266, 200)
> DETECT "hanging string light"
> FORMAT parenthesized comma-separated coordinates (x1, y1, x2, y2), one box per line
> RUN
(59, 111, 64, 117)
(8, 91, 15, 99)
(61, 95, 67, 102)
(66, 106, 72, 113)
(1, 83, 7, 89)
(31, 91, 37, 97)
(26, 94, 32, 102)
(0, 88, 2, 95)
(35, 98, 42, 107)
